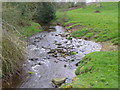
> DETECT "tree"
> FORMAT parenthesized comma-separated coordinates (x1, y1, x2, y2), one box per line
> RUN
(2, 2, 38, 27)
(35, 2, 56, 24)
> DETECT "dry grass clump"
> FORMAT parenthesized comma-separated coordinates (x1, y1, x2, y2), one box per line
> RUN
(2, 23, 27, 79)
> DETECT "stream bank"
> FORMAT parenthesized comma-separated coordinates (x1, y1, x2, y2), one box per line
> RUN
(21, 26, 101, 88)
(2, 26, 101, 88)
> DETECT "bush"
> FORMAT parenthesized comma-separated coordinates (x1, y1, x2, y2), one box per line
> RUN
(35, 2, 56, 24)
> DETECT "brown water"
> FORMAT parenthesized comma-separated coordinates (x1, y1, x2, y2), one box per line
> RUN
(3, 26, 102, 88)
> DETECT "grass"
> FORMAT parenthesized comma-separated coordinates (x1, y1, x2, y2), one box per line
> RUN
(56, 2, 118, 45)
(66, 23, 82, 30)
(2, 21, 42, 79)
(61, 51, 118, 88)
(57, 2, 118, 88)
(21, 22, 43, 37)
(70, 51, 78, 55)
(71, 28, 89, 38)
(2, 2, 43, 83)
(28, 71, 34, 74)
(2, 30, 26, 78)
(67, 36, 72, 40)
(85, 32, 95, 38)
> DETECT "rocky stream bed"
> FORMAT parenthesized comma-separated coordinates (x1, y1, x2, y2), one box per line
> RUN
(3, 26, 101, 88)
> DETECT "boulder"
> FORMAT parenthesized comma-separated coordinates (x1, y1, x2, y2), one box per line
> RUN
(52, 78, 66, 86)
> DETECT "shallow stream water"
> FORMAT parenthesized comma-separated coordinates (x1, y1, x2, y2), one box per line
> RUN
(20, 26, 101, 88)
(3, 26, 102, 88)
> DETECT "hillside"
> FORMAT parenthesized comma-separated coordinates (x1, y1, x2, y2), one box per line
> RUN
(56, 2, 118, 45)
(57, 2, 118, 88)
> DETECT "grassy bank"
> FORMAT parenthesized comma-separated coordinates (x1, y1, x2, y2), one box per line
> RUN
(2, 29, 26, 79)
(2, 3, 44, 78)
(2, 2, 53, 87)
(2, 21, 43, 79)
(56, 2, 118, 88)
(21, 22, 43, 37)
(61, 51, 118, 88)
(56, 2, 118, 45)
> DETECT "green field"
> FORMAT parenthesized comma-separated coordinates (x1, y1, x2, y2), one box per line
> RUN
(56, 2, 118, 45)
(61, 51, 118, 88)
(57, 2, 118, 88)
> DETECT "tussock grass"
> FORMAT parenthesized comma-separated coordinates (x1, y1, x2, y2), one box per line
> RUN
(2, 2, 43, 81)
(2, 23, 27, 79)
(1, 20, 42, 79)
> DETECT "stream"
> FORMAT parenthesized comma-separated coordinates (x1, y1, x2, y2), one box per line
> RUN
(3, 26, 102, 88)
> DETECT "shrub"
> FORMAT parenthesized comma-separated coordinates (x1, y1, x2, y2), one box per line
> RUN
(35, 2, 56, 24)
